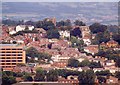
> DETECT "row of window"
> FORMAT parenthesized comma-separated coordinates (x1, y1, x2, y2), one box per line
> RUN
(1, 60, 23, 62)
(1, 48, 23, 50)
(1, 54, 22, 56)
(1, 57, 22, 59)
(1, 51, 22, 53)
(1, 63, 17, 65)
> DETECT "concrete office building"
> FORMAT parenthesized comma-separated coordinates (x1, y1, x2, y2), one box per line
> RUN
(0, 44, 26, 71)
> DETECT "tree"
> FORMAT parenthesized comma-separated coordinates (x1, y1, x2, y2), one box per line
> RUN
(42, 21, 55, 31)
(115, 71, 120, 80)
(94, 50, 106, 57)
(15, 72, 23, 77)
(26, 47, 51, 62)
(57, 69, 67, 78)
(115, 57, 120, 67)
(70, 27, 82, 38)
(56, 20, 65, 27)
(68, 58, 79, 67)
(89, 61, 102, 68)
(2, 19, 24, 26)
(26, 47, 39, 58)
(2, 76, 16, 85)
(89, 23, 107, 34)
(97, 76, 106, 84)
(35, 20, 55, 30)
(57, 69, 80, 79)
(34, 68, 46, 81)
(64, 19, 72, 26)
(23, 74, 33, 81)
(47, 43, 52, 49)
(79, 60, 90, 67)
(112, 33, 120, 44)
(93, 31, 110, 44)
(78, 70, 95, 85)
(107, 25, 119, 33)
(46, 69, 58, 81)
(56, 19, 72, 27)
(70, 37, 84, 48)
(77, 40, 84, 52)
(25, 20, 35, 25)
(2, 71, 16, 77)
(22, 72, 33, 81)
(95, 70, 110, 76)
(74, 20, 86, 26)
(35, 21, 43, 28)
(47, 29, 60, 39)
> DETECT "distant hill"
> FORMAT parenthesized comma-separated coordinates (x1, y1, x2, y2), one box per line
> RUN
(2, 2, 118, 25)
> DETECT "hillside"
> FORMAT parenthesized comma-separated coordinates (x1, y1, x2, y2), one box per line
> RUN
(2, 2, 118, 25)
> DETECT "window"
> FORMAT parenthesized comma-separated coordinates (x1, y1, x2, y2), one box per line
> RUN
(6, 63, 11, 65)
(6, 54, 11, 56)
(1, 54, 5, 56)
(2, 57, 5, 59)
(1, 51, 5, 53)
(12, 63, 16, 65)
(18, 54, 22, 56)
(6, 54, 17, 56)
(12, 60, 16, 62)
(17, 49, 22, 50)
(18, 57, 22, 59)
(6, 60, 10, 62)
(18, 60, 22, 62)
(6, 57, 11, 59)
(12, 57, 16, 59)
(2, 63, 5, 65)
(12, 54, 17, 56)
(12, 49, 17, 50)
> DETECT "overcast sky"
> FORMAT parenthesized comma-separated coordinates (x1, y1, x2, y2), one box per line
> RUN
(2, 0, 120, 2)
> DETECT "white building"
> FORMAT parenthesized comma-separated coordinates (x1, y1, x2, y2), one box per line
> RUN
(59, 30, 70, 38)
(93, 68, 104, 72)
(16, 25, 26, 32)
(51, 54, 70, 62)
(16, 25, 34, 32)
(28, 26, 34, 31)
(105, 60, 115, 66)
(17, 40, 24, 44)
(51, 54, 61, 62)
(9, 30, 16, 35)
(82, 38, 91, 46)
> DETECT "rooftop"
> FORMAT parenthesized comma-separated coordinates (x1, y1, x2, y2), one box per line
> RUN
(0, 44, 24, 48)
(0, 44, 18, 46)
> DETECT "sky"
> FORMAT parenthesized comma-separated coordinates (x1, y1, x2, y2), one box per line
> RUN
(2, 0, 120, 2)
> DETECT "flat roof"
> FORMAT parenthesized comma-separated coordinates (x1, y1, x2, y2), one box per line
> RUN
(0, 44, 24, 48)
(0, 44, 18, 46)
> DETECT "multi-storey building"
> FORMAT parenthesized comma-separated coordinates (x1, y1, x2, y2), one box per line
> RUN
(0, 44, 26, 71)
